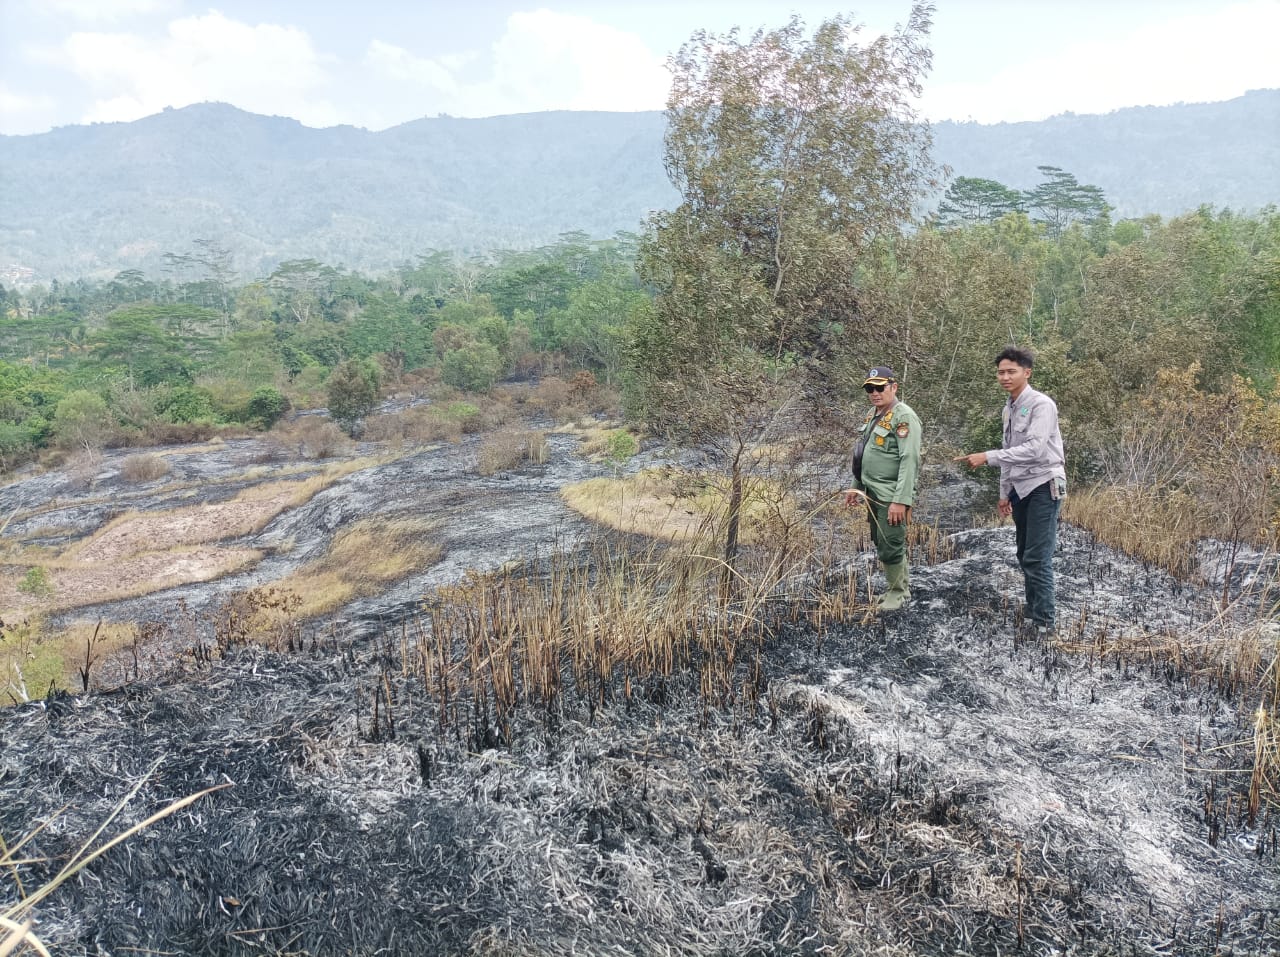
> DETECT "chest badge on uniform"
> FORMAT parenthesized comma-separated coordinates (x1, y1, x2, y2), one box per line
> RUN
(896, 423, 909, 438)
(875, 436, 885, 445)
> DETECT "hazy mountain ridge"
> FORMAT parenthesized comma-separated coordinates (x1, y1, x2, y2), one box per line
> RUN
(932, 89, 1280, 215)
(1, 90, 1276, 281)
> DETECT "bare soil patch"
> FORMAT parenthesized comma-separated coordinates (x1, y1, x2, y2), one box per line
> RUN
(0, 493, 291, 619)
(66, 495, 291, 565)
(0, 545, 263, 618)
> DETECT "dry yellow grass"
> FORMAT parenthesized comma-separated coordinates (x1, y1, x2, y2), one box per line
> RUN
(0, 458, 390, 620)
(240, 516, 443, 625)
(60, 457, 385, 565)
(0, 547, 263, 620)
(1252, 649, 1280, 818)
(476, 430, 547, 475)
(560, 422, 629, 457)
(0, 620, 155, 702)
(1063, 486, 1204, 577)
(119, 453, 171, 483)
(234, 456, 389, 509)
(561, 468, 797, 547)
(562, 471, 713, 544)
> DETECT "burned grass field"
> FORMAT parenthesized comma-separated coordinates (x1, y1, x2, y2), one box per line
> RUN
(2, 518, 1278, 956)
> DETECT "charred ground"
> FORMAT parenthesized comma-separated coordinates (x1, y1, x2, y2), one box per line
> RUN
(2, 513, 1277, 955)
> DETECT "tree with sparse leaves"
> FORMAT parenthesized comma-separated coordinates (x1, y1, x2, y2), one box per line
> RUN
(936, 176, 1026, 226)
(1025, 165, 1111, 239)
(628, 4, 939, 578)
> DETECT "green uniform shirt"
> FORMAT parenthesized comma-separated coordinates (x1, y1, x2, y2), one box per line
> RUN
(850, 399, 923, 506)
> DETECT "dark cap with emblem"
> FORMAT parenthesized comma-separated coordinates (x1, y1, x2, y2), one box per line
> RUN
(863, 366, 897, 385)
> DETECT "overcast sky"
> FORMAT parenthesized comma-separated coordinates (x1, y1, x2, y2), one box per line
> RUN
(1, 0, 1277, 136)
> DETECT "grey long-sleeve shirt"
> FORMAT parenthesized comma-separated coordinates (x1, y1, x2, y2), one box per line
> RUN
(984, 385, 1066, 500)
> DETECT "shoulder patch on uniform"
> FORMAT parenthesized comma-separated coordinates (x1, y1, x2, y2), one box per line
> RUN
(896, 422, 909, 438)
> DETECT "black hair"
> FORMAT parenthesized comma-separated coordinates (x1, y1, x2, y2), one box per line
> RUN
(995, 346, 1035, 369)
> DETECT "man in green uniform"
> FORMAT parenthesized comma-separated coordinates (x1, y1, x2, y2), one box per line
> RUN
(845, 366, 923, 611)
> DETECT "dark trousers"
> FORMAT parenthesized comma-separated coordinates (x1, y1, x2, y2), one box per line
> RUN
(1010, 481, 1060, 626)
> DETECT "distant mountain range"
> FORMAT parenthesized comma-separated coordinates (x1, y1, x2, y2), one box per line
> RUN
(2, 89, 1277, 283)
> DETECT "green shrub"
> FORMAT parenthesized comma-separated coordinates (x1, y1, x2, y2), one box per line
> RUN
(158, 385, 218, 424)
(17, 566, 53, 598)
(605, 429, 639, 465)
(0, 421, 34, 471)
(243, 387, 290, 430)
(52, 390, 114, 450)
(326, 358, 382, 434)
(443, 401, 483, 433)
(441, 342, 503, 393)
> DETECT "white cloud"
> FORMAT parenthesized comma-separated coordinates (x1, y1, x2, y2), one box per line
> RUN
(925, 0, 1280, 123)
(488, 9, 669, 113)
(0, 82, 57, 134)
(41, 0, 173, 23)
(365, 39, 461, 96)
(365, 9, 669, 121)
(57, 11, 342, 127)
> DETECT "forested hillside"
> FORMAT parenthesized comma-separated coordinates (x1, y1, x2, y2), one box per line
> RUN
(0, 105, 671, 280)
(1, 89, 1276, 281)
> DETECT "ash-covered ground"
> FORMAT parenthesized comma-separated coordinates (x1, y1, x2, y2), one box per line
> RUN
(2, 516, 1277, 955)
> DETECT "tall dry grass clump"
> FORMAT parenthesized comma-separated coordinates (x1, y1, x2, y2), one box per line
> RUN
(1250, 637, 1280, 821)
(409, 508, 887, 749)
(414, 546, 755, 747)
(118, 453, 171, 483)
(132, 421, 219, 446)
(520, 373, 621, 424)
(63, 449, 103, 491)
(1068, 365, 1280, 586)
(270, 417, 351, 459)
(476, 429, 548, 475)
(1061, 366, 1280, 811)
(1064, 486, 1202, 577)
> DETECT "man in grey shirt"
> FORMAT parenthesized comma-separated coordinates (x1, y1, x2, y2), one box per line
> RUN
(956, 346, 1066, 633)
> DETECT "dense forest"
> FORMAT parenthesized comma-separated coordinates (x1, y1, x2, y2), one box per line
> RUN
(0, 89, 1276, 280)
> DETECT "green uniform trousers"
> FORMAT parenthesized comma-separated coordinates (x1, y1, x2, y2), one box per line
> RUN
(866, 497, 908, 566)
